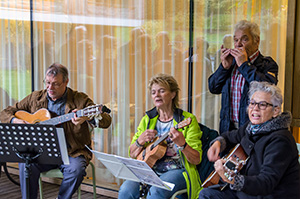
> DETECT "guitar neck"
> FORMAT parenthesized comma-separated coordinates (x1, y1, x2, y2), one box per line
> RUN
(39, 110, 84, 125)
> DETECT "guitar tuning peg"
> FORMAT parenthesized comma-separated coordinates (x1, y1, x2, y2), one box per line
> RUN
(94, 114, 102, 120)
(224, 172, 229, 178)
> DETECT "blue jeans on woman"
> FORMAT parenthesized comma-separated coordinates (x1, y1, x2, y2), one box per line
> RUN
(199, 187, 259, 199)
(118, 169, 186, 199)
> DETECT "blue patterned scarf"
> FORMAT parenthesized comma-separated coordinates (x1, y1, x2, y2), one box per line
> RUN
(249, 120, 270, 135)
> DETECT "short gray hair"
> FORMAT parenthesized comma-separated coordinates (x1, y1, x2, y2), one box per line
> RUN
(45, 63, 69, 82)
(248, 81, 283, 108)
(234, 20, 260, 44)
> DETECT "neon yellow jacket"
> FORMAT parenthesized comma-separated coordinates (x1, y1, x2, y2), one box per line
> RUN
(130, 107, 203, 199)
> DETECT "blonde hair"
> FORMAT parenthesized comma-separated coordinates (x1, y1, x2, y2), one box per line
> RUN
(148, 73, 180, 109)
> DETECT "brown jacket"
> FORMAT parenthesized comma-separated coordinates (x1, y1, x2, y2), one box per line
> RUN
(0, 87, 112, 162)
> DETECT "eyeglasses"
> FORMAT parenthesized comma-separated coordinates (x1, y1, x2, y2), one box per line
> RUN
(248, 100, 275, 110)
(43, 80, 63, 88)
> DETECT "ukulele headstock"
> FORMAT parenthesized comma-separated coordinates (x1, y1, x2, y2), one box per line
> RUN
(175, 117, 192, 130)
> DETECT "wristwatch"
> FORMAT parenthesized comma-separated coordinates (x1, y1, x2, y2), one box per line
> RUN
(177, 142, 187, 151)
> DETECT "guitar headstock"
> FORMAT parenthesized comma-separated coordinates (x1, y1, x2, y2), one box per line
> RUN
(82, 104, 111, 117)
(176, 117, 192, 129)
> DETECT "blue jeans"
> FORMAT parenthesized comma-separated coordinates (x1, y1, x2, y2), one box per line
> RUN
(199, 187, 258, 199)
(118, 169, 186, 199)
(19, 156, 87, 199)
(199, 187, 238, 199)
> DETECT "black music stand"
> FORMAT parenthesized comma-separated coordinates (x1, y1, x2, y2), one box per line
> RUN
(0, 123, 69, 199)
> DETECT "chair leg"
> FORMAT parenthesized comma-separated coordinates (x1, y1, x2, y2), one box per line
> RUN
(170, 189, 187, 199)
(38, 162, 96, 199)
(90, 162, 97, 199)
(39, 177, 44, 199)
(77, 185, 81, 199)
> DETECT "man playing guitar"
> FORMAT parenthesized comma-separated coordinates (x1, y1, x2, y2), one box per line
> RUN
(0, 63, 111, 199)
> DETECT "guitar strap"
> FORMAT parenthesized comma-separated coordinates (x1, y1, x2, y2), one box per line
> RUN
(173, 108, 184, 124)
(146, 107, 184, 129)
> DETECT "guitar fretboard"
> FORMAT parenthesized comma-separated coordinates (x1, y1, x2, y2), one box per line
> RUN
(40, 110, 83, 125)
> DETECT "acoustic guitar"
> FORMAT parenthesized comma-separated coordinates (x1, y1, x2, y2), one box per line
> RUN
(137, 117, 192, 168)
(202, 144, 248, 190)
(14, 104, 111, 125)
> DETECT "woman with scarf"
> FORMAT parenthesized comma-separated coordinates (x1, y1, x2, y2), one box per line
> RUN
(199, 81, 300, 199)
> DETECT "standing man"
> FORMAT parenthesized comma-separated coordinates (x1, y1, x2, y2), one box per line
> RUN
(208, 20, 278, 134)
(0, 63, 112, 199)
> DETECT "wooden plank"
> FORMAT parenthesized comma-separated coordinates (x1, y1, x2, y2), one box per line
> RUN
(284, 0, 296, 112)
(292, 126, 300, 143)
(292, 1, 300, 120)
(0, 171, 116, 199)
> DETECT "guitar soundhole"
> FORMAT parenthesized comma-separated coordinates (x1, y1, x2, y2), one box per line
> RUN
(225, 161, 236, 170)
(150, 145, 154, 151)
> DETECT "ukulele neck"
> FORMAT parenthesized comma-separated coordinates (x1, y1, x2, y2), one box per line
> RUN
(151, 123, 180, 149)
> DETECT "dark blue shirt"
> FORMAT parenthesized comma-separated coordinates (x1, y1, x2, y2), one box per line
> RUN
(47, 89, 68, 116)
(46, 88, 96, 127)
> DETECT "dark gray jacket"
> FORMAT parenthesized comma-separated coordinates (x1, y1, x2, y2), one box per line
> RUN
(222, 112, 300, 199)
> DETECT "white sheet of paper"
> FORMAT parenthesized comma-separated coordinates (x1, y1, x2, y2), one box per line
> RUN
(86, 146, 174, 191)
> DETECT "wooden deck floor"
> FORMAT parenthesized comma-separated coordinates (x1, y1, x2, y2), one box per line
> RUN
(0, 171, 116, 199)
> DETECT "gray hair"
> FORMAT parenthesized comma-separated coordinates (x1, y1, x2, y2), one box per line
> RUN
(45, 63, 69, 82)
(234, 20, 260, 44)
(248, 81, 283, 109)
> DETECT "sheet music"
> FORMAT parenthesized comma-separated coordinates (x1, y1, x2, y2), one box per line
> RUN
(91, 150, 139, 182)
(86, 146, 174, 191)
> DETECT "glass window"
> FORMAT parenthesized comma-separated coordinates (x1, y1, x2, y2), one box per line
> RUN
(0, 0, 288, 192)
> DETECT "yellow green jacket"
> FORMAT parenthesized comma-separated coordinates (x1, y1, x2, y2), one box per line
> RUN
(130, 107, 203, 199)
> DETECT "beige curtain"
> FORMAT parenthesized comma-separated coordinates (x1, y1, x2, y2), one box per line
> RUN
(0, 0, 288, 191)
(192, 0, 288, 130)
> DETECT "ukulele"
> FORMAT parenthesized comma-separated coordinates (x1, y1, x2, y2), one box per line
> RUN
(136, 117, 192, 168)
(14, 104, 111, 125)
(202, 144, 248, 190)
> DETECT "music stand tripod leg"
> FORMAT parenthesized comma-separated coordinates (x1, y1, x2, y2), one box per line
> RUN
(13, 147, 43, 199)
(0, 162, 3, 177)
(2, 162, 20, 185)
(0, 123, 68, 199)
(139, 183, 150, 199)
